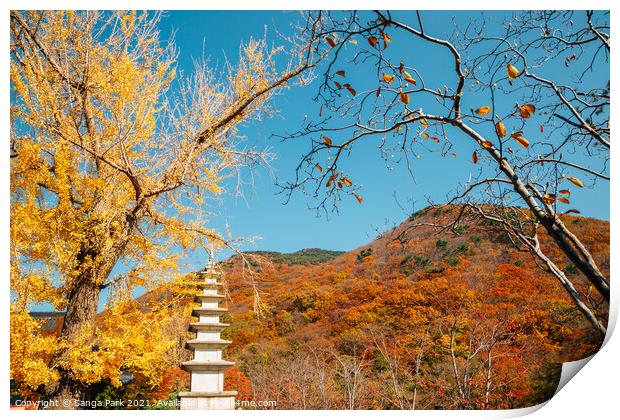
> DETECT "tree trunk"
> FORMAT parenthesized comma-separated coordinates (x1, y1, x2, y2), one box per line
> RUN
(43, 276, 101, 409)
(43, 210, 140, 408)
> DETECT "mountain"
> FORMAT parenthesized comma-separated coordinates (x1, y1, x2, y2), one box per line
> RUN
(135, 205, 610, 409)
(244, 248, 345, 266)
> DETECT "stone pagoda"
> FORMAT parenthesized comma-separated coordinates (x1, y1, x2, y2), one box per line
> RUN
(179, 257, 237, 410)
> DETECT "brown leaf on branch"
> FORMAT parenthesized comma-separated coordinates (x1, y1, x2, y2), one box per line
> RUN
(495, 121, 507, 138)
(507, 64, 519, 79)
(403, 70, 416, 85)
(566, 176, 584, 188)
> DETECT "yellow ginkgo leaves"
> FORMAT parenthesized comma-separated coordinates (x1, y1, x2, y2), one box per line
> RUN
(475, 106, 491, 115)
(566, 176, 584, 188)
(507, 64, 519, 79)
(495, 121, 507, 138)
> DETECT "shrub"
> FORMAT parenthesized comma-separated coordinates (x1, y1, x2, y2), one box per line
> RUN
(436, 239, 448, 248)
(357, 248, 373, 261)
(453, 224, 470, 234)
(414, 255, 431, 267)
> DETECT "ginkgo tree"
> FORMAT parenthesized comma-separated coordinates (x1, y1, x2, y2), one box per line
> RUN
(10, 10, 319, 406)
(279, 11, 609, 335)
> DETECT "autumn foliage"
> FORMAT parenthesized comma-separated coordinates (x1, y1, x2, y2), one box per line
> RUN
(210, 206, 608, 409)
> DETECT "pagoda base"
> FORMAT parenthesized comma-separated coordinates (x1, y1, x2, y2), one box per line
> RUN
(178, 391, 237, 410)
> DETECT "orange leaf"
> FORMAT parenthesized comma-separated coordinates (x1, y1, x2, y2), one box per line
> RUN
(495, 121, 507, 138)
(341, 177, 353, 187)
(519, 107, 531, 119)
(323, 136, 332, 147)
(314, 163, 323, 173)
(559, 189, 570, 196)
(326, 172, 338, 188)
(523, 103, 536, 114)
(382, 73, 394, 83)
(513, 136, 530, 148)
(566, 176, 584, 188)
(325, 37, 337, 48)
(507, 64, 519, 79)
(558, 197, 570, 204)
(382, 31, 391, 43)
(475, 106, 491, 115)
(472, 151, 478, 164)
(354, 193, 363, 204)
(336, 70, 345, 77)
(481, 140, 493, 149)
(403, 70, 416, 85)
(334, 81, 342, 89)
(368, 36, 378, 47)
(542, 193, 556, 205)
(565, 209, 581, 214)
(420, 119, 429, 128)
(400, 92, 410, 105)
(539, 125, 544, 133)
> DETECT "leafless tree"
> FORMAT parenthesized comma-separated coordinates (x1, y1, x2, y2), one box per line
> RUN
(278, 10, 609, 334)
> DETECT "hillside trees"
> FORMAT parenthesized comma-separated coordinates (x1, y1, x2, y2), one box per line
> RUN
(279, 10, 609, 335)
(10, 10, 320, 405)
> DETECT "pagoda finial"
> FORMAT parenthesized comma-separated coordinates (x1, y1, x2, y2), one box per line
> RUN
(208, 243, 215, 270)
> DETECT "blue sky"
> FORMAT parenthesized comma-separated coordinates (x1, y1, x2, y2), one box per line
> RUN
(158, 10, 609, 260)
(20, 10, 609, 311)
